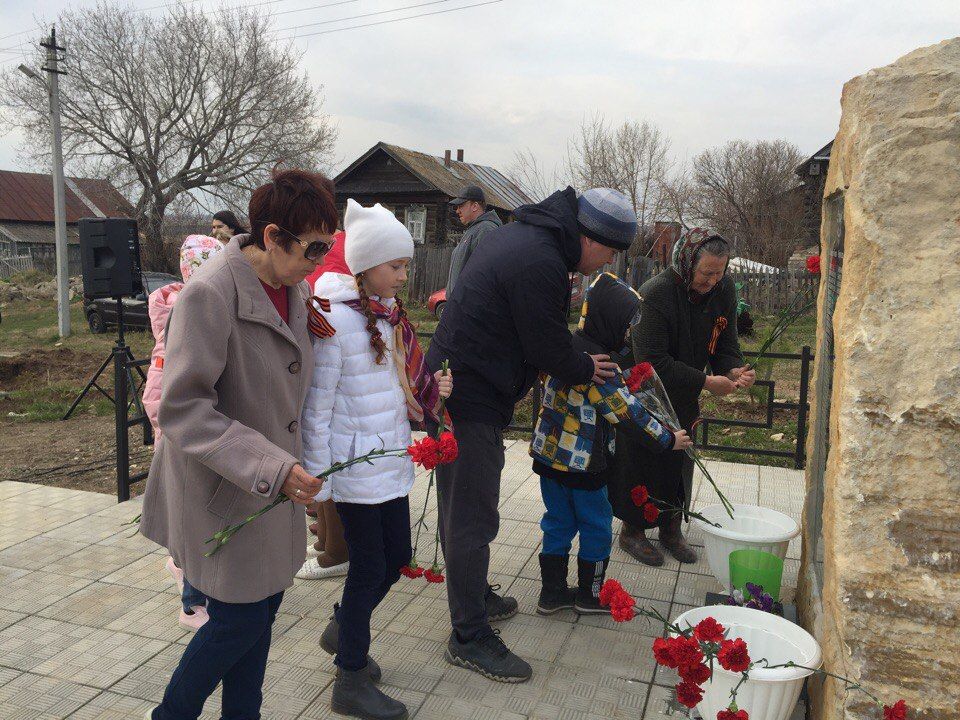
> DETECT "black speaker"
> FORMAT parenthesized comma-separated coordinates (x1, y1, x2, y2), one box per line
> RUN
(79, 218, 143, 299)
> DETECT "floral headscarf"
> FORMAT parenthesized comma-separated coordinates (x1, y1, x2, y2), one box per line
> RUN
(670, 227, 730, 302)
(179, 234, 225, 282)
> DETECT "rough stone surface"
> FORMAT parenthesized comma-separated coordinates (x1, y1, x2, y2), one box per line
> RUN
(798, 37, 960, 719)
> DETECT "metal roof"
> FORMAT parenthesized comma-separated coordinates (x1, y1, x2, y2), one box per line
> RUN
(0, 169, 134, 224)
(336, 142, 533, 211)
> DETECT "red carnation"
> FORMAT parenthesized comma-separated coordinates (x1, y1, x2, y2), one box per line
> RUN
(611, 604, 635, 622)
(717, 637, 751, 673)
(407, 437, 443, 470)
(599, 579, 626, 607)
(630, 485, 649, 507)
(883, 700, 908, 720)
(652, 637, 676, 667)
(400, 564, 424, 579)
(717, 709, 749, 720)
(626, 362, 655, 393)
(643, 502, 660, 523)
(675, 681, 704, 709)
(671, 636, 704, 670)
(609, 590, 635, 613)
(679, 662, 711, 685)
(694, 617, 726, 644)
(806, 255, 821, 274)
(424, 567, 445, 583)
(437, 431, 459, 463)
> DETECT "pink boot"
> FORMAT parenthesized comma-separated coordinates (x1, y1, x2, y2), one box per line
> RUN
(165, 557, 184, 594)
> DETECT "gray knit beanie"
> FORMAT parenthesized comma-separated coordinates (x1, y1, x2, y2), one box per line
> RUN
(576, 188, 638, 250)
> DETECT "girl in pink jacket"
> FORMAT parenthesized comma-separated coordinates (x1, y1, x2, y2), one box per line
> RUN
(144, 233, 224, 632)
(143, 235, 225, 438)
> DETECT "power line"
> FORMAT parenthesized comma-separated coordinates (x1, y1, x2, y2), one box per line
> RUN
(276, 0, 456, 32)
(0, 0, 359, 55)
(282, 0, 502, 40)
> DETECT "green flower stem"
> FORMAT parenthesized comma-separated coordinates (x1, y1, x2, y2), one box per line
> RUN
(689, 448, 735, 519)
(204, 447, 409, 556)
(410, 359, 450, 567)
(744, 294, 815, 371)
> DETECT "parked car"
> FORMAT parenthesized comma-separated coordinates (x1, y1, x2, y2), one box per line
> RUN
(85, 271, 180, 334)
(427, 273, 588, 319)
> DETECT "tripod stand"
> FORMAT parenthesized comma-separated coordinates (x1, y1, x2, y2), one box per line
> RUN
(62, 297, 149, 430)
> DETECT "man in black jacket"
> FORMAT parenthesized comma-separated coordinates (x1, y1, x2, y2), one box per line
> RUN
(446, 185, 502, 293)
(426, 186, 637, 682)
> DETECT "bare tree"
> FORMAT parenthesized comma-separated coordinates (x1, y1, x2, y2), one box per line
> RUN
(2, 2, 338, 270)
(688, 139, 804, 265)
(508, 148, 562, 202)
(565, 114, 672, 255)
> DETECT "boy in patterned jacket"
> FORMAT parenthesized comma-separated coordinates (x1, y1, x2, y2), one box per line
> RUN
(530, 273, 691, 614)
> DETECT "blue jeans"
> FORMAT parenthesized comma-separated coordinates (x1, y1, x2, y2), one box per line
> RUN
(181, 579, 206, 614)
(539, 477, 613, 562)
(335, 496, 412, 671)
(152, 591, 283, 720)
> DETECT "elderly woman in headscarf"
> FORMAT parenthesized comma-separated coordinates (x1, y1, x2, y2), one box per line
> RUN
(608, 228, 756, 566)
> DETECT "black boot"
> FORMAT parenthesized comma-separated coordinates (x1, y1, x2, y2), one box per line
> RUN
(320, 604, 382, 683)
(574, 557, 609, 614)
(331, 667, 408, 720)
(536, 553, 575, 615)
(659, 513, 697, 564)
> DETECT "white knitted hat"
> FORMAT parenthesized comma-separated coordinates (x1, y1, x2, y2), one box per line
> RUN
(343, 199, 415, 275)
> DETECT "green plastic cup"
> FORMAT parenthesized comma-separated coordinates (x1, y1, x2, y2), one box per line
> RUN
(728, 549, 784, 602)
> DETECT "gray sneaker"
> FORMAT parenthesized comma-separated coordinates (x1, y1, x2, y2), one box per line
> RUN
(485, 584, 519, 622)
(444, 629, 532, 683)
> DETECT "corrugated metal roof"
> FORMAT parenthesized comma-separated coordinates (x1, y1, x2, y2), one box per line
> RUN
(0, 221, 81, 245)
(0, 170, 134, 224)
(337, 143, 533, 211)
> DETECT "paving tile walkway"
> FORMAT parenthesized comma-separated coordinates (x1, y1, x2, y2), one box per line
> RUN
(0, 440, 803, 719)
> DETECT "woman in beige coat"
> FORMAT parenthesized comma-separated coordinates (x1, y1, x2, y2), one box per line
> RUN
(141, 169, 337, 720)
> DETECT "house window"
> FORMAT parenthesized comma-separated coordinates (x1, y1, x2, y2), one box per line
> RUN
(405, 206, 426, 244)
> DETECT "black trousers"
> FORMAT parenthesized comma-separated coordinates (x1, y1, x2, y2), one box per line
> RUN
(435, 420, 505, 641)
(335, 495, 412, 671)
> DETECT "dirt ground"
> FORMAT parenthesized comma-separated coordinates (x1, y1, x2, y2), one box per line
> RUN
(0, 414, 151, 497)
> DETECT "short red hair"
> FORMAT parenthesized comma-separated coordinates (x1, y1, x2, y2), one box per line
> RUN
(248, 168, 337, 250)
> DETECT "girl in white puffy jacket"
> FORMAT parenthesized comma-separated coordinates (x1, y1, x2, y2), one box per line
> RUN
(301, 199, 452, 719)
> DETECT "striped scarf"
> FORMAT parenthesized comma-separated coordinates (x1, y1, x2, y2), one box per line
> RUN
(343, 298, 447, 427)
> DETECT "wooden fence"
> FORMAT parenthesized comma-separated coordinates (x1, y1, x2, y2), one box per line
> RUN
(0, 254, 34, 278)
(623, 257, 818, 314)
(408, 243, 818, 314)
(407, 244, 454, 304)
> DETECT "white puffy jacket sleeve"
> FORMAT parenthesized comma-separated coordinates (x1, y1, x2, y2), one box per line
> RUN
(301, 332, 342, 500)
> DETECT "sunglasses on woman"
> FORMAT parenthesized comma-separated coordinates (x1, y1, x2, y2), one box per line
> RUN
(268, 223, 333, 262)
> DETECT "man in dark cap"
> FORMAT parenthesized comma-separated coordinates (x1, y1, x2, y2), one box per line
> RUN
(446, 185, 502, 293)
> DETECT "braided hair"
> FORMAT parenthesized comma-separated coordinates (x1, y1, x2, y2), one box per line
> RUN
(356, 274, 388, 365)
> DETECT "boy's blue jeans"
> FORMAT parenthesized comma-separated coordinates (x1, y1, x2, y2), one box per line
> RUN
(538, 476, 613, 561)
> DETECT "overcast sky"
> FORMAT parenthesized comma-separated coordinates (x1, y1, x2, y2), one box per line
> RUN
(1, 0, 958, 184)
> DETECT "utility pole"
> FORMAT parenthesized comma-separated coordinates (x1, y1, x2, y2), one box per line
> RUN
(40, 27, 70, 338)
